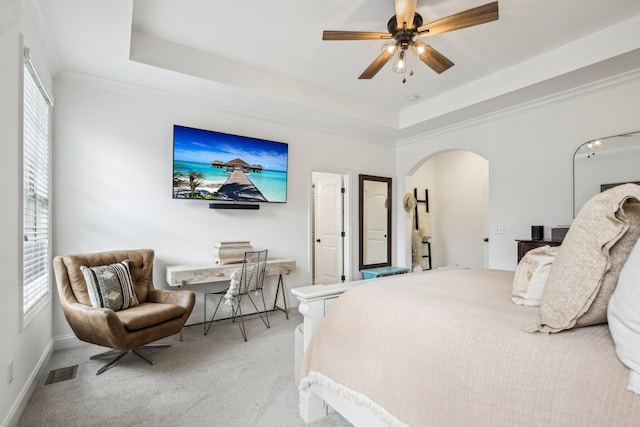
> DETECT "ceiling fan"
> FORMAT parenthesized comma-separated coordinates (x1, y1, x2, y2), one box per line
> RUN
(322, 0, 499, 79)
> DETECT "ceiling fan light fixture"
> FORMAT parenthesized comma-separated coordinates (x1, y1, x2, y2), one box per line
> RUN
(393, 49, 407, 73)
(323, 1, 498, 80)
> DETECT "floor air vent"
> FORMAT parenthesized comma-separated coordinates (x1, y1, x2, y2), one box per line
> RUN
(45, 365, 78, 385)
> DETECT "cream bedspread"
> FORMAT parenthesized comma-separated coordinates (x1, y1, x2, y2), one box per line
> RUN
(299, 269, 640, 426)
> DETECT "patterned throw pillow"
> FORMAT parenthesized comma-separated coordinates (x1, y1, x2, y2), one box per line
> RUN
(81, 260, 139, 311)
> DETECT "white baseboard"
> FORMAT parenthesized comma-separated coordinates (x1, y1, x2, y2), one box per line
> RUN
(1, 340, 53, 427)
(52, 333, 87, 351)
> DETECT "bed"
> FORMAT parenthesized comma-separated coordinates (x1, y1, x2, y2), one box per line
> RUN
(293, 184, 640, 426)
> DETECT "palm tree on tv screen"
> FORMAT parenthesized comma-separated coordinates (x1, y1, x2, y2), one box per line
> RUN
(188, 171, 205, 198)
(173, 171, 186, 197)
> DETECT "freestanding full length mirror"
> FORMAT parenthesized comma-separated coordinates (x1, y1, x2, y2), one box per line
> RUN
(574, 131, 640, 216)
(359, 174, 392, 270)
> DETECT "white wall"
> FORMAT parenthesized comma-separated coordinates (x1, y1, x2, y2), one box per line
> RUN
(0, 0, 55, 425)
(51, 76, 395, 341)
(396, 75, 640, 271)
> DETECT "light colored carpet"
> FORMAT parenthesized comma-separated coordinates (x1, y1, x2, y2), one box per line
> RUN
(18, 312, 351, 427)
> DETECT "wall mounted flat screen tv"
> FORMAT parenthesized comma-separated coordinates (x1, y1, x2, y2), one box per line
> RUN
(172, 125, 288, 203)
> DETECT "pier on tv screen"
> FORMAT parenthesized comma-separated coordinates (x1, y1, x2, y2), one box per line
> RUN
(172, 125, 288, 203)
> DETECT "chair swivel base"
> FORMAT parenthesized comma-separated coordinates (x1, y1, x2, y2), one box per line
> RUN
(90, 344, 170, 375)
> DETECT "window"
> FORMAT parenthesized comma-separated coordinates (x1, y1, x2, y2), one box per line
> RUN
(22, 54, 53, 323)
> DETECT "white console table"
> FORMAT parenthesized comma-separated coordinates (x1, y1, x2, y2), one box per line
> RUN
(166, 258, 296, 318)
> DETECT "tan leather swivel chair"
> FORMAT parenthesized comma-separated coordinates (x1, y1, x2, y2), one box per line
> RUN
(53, 249, 195, 374)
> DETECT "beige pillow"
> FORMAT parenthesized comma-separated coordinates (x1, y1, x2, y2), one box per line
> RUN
(577, 203, 640, 327)
(512, 245, 558, 307)
(526, 183, 640, 333)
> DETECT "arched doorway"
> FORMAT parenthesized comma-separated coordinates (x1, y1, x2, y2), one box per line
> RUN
(406, 150, 489, 270)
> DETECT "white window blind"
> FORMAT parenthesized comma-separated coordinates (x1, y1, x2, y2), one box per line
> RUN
(23, 57, 52, 317)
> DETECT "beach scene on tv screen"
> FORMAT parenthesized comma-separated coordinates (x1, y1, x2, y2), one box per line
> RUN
(173, 125, 288, 202)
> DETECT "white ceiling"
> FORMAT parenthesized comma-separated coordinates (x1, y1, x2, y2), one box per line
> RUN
(32, 0, 640, 142)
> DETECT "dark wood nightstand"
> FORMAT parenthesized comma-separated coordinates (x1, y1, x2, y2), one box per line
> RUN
(516, 240, 562, 263)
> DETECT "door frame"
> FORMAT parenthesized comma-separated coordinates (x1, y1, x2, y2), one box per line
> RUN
(311, 170, 351, 284)
(358, 174, 392, 270)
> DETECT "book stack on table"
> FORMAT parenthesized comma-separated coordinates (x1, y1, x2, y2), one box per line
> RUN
(213, 241, 253, 265)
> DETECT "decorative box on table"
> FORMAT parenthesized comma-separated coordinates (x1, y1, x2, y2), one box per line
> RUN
(213, 240, 253, 265)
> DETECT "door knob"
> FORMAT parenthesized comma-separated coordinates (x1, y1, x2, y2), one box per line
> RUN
(484, 238, 489, 242)
(316, 239, 321, 243)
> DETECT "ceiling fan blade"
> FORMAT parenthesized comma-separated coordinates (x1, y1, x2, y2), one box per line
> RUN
(323, 31, 393, 41)
(358, 48, 395, 79)
(411, 40, 454, 74)
(416, 1, 498, 37)
(395, 0, 417, 29)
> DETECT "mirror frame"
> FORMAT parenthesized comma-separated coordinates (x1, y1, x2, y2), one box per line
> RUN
(359, 174, 392, 271)
(573, 131, 640, 216)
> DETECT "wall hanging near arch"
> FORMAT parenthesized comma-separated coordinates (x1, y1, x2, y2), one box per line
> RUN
(413, 188, 431, 270)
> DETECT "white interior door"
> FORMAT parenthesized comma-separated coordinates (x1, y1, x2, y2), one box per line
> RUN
(314, 173, 343, 285)
(363, 180, 388, 265)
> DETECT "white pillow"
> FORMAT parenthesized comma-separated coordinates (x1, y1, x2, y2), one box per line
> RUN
(512, 245, 558, 306)
(608, 236, 640, 394)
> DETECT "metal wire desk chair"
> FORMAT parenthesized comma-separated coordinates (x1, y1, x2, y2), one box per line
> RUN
(203, 249, 270, 341)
